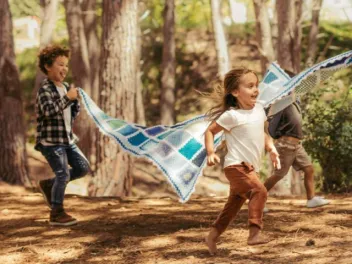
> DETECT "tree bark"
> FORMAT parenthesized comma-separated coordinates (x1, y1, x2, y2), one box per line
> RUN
(271, 3, 278, 57)
(81, 0, 100, 102)
(64, 0, 94, 164)
(271, 0, 305, 196)
(253, 0, 275, 74)
(90, 0, 138, 197)
(160, 0, 176, 126)
(32, 0, 59, 104)
(135, 26, 146, 126)
(0, 0, 30, 186)
(292, 0, 302, 73)
(306, 0, 323, 67)
(210, 0, 231, 79)
(276, 0, 303, 74)
(80, 0, 100, 169)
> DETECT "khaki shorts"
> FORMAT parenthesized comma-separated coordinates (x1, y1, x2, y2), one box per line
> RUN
(273, 138, 312, 178)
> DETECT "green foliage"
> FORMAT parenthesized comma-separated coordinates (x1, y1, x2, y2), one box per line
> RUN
(175, 0, 211, 29)
(227, 22, 256, 42)
(301, 22, 352, 66)
(302, 73, 352, 192)
(9, 0, 40, 18)
(140, 0, 212, 30)
(16, 47, 38, 100)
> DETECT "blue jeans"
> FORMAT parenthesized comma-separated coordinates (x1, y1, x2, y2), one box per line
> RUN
(39, 144, 90, 207)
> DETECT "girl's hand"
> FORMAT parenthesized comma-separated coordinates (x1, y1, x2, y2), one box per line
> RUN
(207, 152, 220, 166)
(269, 148, 281, 170)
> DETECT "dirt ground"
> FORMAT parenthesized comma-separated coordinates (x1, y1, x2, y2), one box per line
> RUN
(1, 145, 351, 264)
(0, 181, 351, 264)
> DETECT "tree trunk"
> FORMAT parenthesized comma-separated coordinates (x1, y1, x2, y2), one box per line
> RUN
(306, 0, 323, 67)
(292, 0, 302, 73)
(64, 0, 94, 165)
(271, 3, 278, 57)
(32, 0, 59, 104)
(271, 0, 305, 196)
(81, 0, 100, 102)
(210, 0, 231, 79)
(0, 0, 30, 186)
(276, 0, 303, 74)
(160, 0, 176, 126)
(290, 169, 305, 195)
(253, 0, 275, 74)
(90, 0, 138, 197)
(81, 0, 100, 169)
(135, 26, 146, 126)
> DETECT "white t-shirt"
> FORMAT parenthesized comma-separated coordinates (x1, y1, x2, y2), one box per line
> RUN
(216, 103, 267, 172)
(56, 85, 73, 143)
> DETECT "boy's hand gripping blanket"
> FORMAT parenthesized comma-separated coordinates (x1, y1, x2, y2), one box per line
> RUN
(79, 50, 352, 202)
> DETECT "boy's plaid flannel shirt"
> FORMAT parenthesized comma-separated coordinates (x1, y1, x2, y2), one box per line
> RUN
(35, 78, 80, 150)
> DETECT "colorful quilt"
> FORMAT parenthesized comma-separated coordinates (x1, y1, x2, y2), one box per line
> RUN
(80, 51, 352, 202)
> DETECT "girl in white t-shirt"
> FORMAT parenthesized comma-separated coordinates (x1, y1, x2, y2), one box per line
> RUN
(204, 68, 281, 254)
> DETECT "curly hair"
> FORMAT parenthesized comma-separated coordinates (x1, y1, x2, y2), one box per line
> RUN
(38, 45, 70, 74)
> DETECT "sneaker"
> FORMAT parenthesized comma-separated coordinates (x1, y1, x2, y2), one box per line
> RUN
(307, 196, 330, 208)
(38, 179, 53, 209)
(50, 208, 77, 226)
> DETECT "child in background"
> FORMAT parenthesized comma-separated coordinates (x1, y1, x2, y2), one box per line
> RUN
(265, 69, 329, 209)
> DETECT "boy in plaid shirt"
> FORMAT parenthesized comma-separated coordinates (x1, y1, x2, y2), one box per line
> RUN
(35, 45, 90, 226)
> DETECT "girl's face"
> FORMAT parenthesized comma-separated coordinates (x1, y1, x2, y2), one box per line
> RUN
(45, 56, 69, 84)
(231, 72, 259, 110)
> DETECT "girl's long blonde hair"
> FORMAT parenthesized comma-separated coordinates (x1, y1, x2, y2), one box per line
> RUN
(206, 67, 258, 121)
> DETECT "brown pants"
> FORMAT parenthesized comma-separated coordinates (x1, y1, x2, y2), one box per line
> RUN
(212, 162, 267, 234)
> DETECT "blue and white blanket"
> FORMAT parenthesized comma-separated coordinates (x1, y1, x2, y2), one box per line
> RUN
(79, 51, 352, 202)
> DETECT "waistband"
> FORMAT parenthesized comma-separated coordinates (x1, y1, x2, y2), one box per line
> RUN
(224, 162, 255, 171)
(276, 136, 301, 145)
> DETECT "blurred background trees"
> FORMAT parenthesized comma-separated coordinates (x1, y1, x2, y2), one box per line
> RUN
(2, 0, 352, 195)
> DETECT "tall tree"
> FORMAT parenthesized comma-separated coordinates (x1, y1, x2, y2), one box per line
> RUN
(270, 0, 305, 196)
(80, 0, 101, 169)
(306, 0, 323, 67)
(32, 0, 59, 103)
(0, 0, 30, 185)
(276, 0, 303, 73)
(271, 2, 278, 56)
(292, 0, 303, 73)
(81, 0, 100, 102)
(160, 0, 176, 125)
(210, 0, 231, 79)
(253, 0, 275, 74)
(64, 0, 94, 164)
(135, 26, 146, 126)
(90, 0, 138, 197)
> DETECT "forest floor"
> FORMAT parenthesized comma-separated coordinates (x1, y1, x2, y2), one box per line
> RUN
(0, 145, 351, 264)
(0, 183, 351, 264)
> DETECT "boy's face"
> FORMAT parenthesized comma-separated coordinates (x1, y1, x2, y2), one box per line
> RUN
(45, 56, 69, 84)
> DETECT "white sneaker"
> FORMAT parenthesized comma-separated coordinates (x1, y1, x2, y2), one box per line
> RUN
(307, 196, 330, 208)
